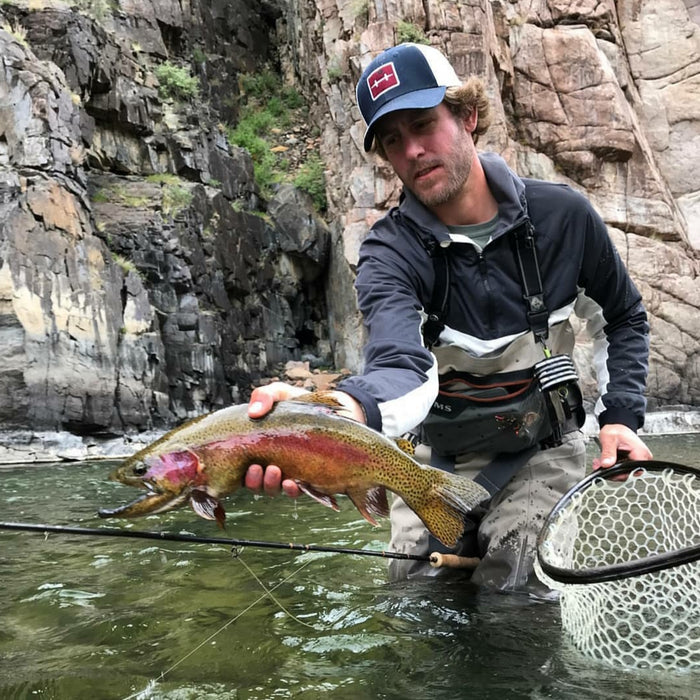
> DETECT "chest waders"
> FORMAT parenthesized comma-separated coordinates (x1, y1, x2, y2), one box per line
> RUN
(417, 219, 586, 559)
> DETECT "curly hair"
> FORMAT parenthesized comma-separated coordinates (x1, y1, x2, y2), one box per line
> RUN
(371, 76, 492, 158)
(442, 77, 491, 144)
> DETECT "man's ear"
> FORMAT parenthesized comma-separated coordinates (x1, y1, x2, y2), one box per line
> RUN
(463, 109, 478, 134)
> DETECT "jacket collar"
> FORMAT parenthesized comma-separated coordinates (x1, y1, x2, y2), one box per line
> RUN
(397, 152, 528, 244)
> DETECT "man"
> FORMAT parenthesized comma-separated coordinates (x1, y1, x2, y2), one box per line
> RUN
(245, 43, 652, 590)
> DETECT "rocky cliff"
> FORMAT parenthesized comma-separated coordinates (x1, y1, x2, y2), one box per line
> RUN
(0, 0, 333, 441)
(0, 0, 698, 454)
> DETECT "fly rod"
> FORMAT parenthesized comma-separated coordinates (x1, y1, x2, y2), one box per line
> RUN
(0, 521, 479, 569)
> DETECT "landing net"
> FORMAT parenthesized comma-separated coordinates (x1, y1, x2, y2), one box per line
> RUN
(535, 461, 700, 671)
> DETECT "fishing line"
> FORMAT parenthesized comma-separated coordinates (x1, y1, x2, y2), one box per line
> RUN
(235, 552, 316, 629)
(3, 521, 479, 697)
(121, 555, 315, 700)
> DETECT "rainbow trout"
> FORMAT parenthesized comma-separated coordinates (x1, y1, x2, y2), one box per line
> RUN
(98, 394, 488, 547)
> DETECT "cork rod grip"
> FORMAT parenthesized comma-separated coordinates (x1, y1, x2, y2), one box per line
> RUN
(429, 552, 481, 569)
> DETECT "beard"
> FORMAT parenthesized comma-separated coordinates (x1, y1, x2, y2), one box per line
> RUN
(408, 132, 474, 209)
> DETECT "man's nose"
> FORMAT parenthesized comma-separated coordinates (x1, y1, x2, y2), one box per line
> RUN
(403, 134, 425, 159)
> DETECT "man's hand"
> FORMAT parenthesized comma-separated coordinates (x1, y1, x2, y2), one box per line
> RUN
(247, 381, 309, 420)
(592, 423, 653, 470)
(244, 382, 365, 496)
(245, 382, 308, 497)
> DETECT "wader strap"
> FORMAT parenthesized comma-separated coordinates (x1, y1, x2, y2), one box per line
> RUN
(422, 245, 450, 349)
(422, 221, 549, 349)
(429, 451, 456, 473)
(512, 222, 549, 346)
(397, 212, 451, 350)
(472, 447, 538, 496)
(429, 448, 537, 497)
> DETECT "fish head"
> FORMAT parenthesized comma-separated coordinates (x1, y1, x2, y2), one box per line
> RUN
(98, 448, 203, 519)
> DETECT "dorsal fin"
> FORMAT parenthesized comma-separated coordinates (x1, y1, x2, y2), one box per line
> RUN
(290, 391, 345, 410)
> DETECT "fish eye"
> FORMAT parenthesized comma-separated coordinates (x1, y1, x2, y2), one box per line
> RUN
(132, 464, 147, 476)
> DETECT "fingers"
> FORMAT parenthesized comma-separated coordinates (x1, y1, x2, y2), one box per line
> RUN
(244, 463, 301, 498)
(625, 439, 653, 462)
(248, 392, 274, 419)
(281, 478, 302, 498)
(243, 384, 361, 500)
(247, 384, 365, 426)
(595, 442, 620, 470)
(244, 463, 265, 491)
(248, 381, 309, 419)
(244, 463, 283, 495)
(594, 424, 653, 471)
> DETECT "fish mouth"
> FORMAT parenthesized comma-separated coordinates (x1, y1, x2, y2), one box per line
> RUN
(98, 485, 190, 519)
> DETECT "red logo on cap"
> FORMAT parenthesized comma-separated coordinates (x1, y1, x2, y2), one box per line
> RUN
(367, 62, 400, 100)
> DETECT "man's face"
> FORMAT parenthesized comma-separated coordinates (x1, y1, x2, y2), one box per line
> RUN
(374, 103, 475, 211)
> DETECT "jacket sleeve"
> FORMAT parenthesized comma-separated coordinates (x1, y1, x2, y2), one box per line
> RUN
(574, 201, 650, 431)
(336, 228, 439, 437)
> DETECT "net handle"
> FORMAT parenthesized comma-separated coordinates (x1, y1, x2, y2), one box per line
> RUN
(536, 459, 700, 585)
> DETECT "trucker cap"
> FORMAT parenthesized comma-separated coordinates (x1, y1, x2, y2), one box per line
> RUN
(356, 43, 462, 151)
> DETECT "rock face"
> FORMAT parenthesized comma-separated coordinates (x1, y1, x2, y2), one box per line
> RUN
(0, 0, 331, 433)
(281, 0, 700, 411)
(0, 0, 698, 440)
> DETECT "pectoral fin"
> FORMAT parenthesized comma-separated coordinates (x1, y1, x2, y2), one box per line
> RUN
(190, 489, 226, 529)
(296, 482, 340, 511)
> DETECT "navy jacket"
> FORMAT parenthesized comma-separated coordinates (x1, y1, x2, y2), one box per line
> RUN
(337, 153, 649, 438)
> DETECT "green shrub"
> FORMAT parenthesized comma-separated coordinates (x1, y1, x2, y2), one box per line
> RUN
(112, 253, 137, 275)
(145, 173, 180, 186)
(162, 184, 193, 216)
(227, 68, 327, 212)
(396, 20, 429, 45)
(327, 57, 344, 83)
(281, 87, 304, 110)
(155, 61, 199, 101)
(2, 21, 28, 47)
(240, 71, 280, 99)
(294, 155, 326, 212)
(146, 174, 193, 216)
(228, 121, 279, 198)
(92, 184, 149, 208)
(351, 0, 369, 22)
(74, 0, 113, 22)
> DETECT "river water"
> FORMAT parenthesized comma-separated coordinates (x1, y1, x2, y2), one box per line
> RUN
(1, 434, 698, 700)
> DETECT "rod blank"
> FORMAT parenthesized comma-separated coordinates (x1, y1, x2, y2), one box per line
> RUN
(0, 520, 430, 562)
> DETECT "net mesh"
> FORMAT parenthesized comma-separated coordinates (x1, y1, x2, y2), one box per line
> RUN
(535, 466, 700, 671)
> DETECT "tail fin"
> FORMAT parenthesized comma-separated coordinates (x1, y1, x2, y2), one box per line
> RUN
(406, 472, 489, 548)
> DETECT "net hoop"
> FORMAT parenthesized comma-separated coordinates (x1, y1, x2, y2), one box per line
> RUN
(537, 460, 700, 585)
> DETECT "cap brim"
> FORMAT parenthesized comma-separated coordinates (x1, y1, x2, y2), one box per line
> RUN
(363, 86, 447, 151)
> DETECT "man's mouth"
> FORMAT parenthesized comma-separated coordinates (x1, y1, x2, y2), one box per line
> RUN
(413, 163, 441, 182)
